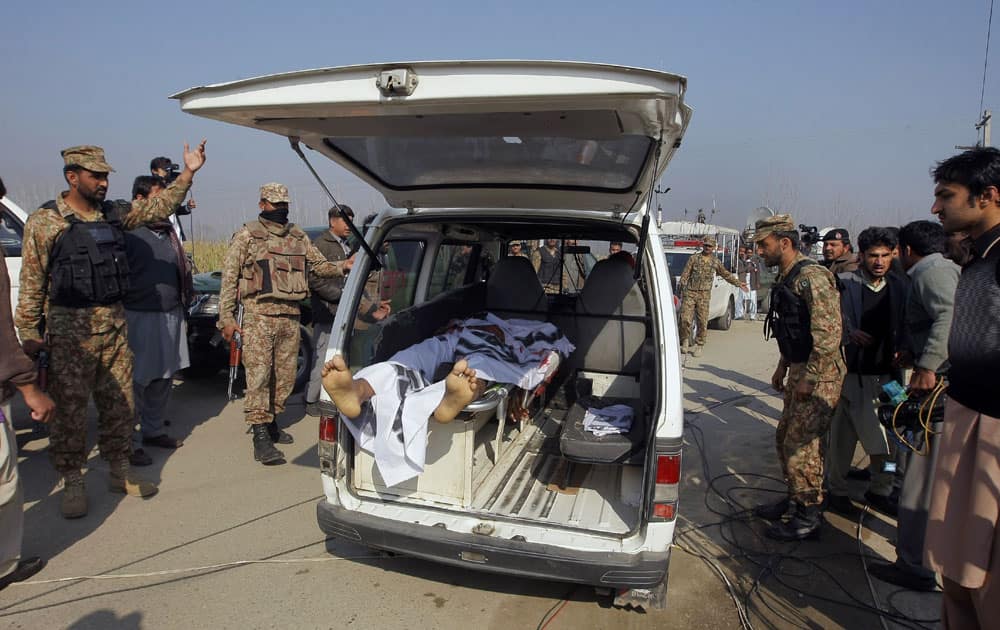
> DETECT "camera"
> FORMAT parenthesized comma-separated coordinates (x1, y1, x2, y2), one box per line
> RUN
(799, 224, 820, 247)
(876, 389, 945, 433)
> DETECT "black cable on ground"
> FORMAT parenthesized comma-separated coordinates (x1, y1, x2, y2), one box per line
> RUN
(681, 403, 940, 629)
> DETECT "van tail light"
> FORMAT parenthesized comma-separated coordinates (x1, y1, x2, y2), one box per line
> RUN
(651, 453, 681, 522)
(319, 416, 338, 443)
(318, 415, 339, 477)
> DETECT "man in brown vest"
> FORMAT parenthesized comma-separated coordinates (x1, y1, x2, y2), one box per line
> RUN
(218, 183, 349, 465)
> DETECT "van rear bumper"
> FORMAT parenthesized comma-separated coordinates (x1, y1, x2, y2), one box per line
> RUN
(317, 500, 669, 588)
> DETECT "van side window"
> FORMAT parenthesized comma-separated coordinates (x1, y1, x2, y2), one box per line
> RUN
(0, 203, 24, 257)
(377, 240, 424, 313)
(428, 243, 479, 298)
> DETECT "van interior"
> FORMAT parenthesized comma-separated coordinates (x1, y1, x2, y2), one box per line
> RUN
(341, 216, 660, 536)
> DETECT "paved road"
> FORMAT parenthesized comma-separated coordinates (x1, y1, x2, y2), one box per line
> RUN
(0, 323, 940, 629)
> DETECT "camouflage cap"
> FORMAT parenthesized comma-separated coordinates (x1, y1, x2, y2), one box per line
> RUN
(61, 145, 114, 173)
(822, 228, 850, 243)
(753, 214, 796, 243)
(702, 236, 717, 247)
(259, 182, 289, 204)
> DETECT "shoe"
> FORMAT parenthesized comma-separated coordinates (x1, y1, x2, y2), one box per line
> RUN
(251, 424, 285, 465)
(692, 345, 703, 358)
(765, 503, 822, 541)
(60, 472, 87, 519)
(305, 401, 322, 417)
(267, 422, 294, 445)
(680, 343, 690, 355)
(109, 462, 159, 497)
(865, 490, 898, 518)
(0, 557, 46, 590)
(867, 562, 937, 592)
(129, 448, 153, 467)
(142, 434, 183, 449)
(753, 497, 791, 521)
(826, 494, 859, 517)
(846, 467, 871, 481)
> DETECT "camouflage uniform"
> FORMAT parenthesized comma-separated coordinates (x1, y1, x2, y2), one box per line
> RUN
(766, 248, 845, 507)
(677, 245, 741, 346)
(15, 147, 189, 475)
(217, 184, 345, 427)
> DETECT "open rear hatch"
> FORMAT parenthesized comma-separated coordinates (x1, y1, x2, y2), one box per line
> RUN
(173, 60, 692, 212)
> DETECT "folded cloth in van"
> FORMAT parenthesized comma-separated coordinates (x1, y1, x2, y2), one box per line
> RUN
(341, 313, 574, 487)
(582, 405, 634, 436)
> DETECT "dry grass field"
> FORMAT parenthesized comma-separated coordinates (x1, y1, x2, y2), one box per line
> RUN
(185, 240, 229, 273)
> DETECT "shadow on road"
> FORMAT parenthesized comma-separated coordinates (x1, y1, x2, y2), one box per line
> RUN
(679, 362, 942, 629)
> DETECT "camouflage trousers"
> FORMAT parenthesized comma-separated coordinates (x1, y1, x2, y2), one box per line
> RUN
(775, 364, 842, 507)
(242, 312, 300, 426)
(47, 325, 134, 474)
(679, 289, 711, 345)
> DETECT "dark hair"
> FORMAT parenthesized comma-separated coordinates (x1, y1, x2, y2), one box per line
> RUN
(150, 156, 173, 172)
(132, 175, 166, 200)
(932, 147, 1000, 198)
(610, 241, 622, 247)
(0, 176, 5, 199)
(328, 204, 355, 220)
(899, 220, 947, 256)
(857, 226, 898, 253)
(62, 164, 83, 183)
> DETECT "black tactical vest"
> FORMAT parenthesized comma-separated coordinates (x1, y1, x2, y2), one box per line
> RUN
(764, 259, 816, 363)
(46, 200, 131, 307)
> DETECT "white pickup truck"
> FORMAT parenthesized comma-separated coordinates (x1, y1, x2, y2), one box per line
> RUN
(660, 220, 742, 330)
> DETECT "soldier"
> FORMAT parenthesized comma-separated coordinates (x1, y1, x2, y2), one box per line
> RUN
(752, 215, 845, 541)
(15, 142, 207, 519)
(677, 237, 746, 357)
(218, 183, 349, 465)
(820, 228, 859, 275)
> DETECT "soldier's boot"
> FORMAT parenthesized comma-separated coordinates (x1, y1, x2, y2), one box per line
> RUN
(60, 471, 88, 519)
(680, 342, 690, 355)
(252, 424, 285, 465)
(692, 344, 704, 357)
(109, 460, 159, 498)
(765, 502, 822, 541)
(267, 421, 294, 445)
(753, 496, 791, 521)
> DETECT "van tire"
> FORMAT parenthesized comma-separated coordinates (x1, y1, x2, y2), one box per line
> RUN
(711, 298, 735, 331)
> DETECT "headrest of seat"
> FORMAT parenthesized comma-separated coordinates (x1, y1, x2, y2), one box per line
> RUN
(486, 255, 546, 312)
(577, 258, 645, 316)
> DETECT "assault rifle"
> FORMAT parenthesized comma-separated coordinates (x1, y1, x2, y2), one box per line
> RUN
(227, 302, 245, 401)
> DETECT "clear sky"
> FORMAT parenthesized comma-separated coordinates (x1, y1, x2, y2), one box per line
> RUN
(2, 0, 996, 239)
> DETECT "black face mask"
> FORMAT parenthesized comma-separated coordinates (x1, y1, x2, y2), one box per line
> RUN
(260, 208, 289, 225)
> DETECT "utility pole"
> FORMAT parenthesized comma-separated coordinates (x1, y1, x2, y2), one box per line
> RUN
(957, 109, 992, 150)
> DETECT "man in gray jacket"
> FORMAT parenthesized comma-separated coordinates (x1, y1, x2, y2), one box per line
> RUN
(826, 227, 908, 517)
(868, 220, 958, 591)
(305, 205, 355, 417)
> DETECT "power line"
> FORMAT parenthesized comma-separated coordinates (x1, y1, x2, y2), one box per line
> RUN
(980, 0, 994, 118)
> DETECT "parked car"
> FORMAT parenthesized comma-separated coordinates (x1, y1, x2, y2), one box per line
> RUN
(1, 195, 28, 314)
(175, 60, 691, 609)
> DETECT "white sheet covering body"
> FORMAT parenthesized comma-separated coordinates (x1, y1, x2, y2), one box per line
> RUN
(342, 313, 574, 486)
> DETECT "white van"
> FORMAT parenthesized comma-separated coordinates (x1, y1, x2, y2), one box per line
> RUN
(175, 61, 690, 607)
(660, 220, 742, 330)
(1, 195, 28, 313)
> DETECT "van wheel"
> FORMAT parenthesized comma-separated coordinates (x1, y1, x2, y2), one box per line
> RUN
(293, 325, 314, 393)
(711, 298, 735, 331)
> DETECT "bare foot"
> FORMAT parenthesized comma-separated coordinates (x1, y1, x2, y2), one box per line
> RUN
(433, 359, 483, 423)
(321, 355, 362, 418)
